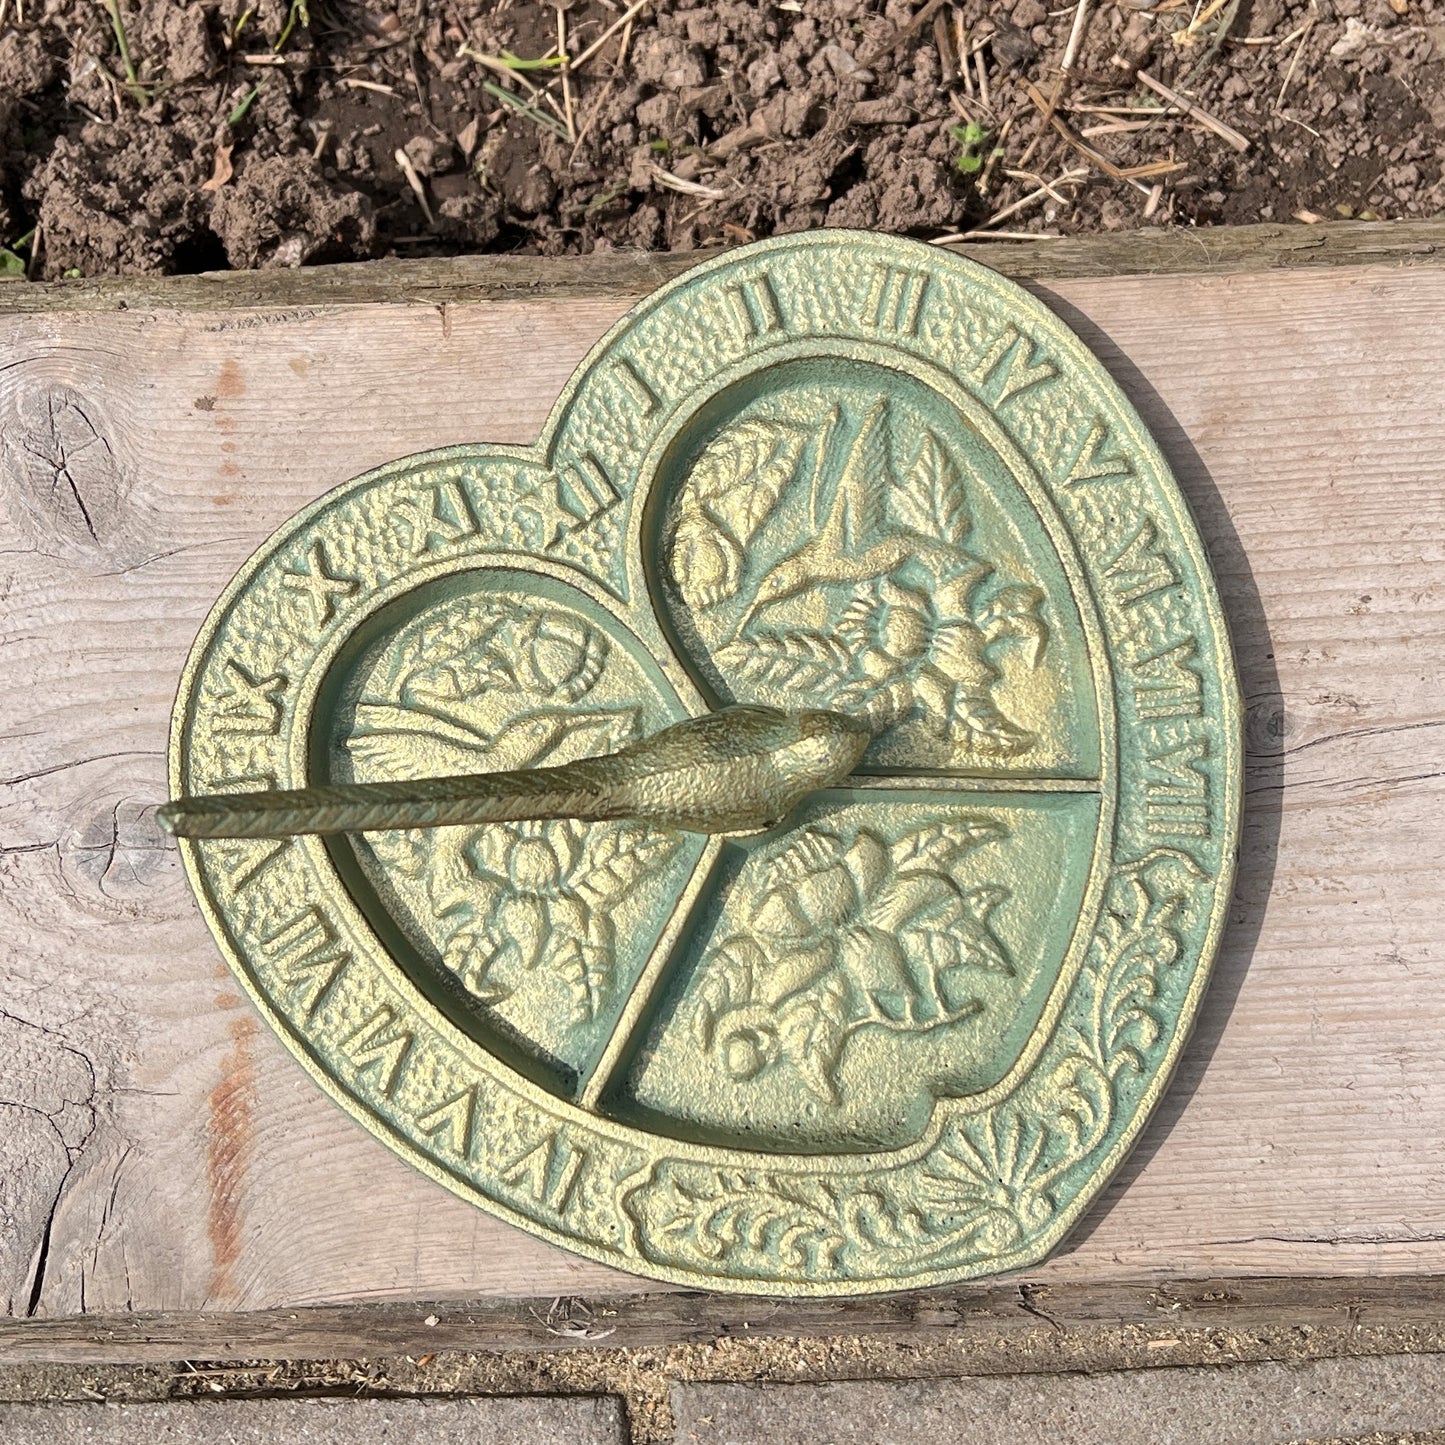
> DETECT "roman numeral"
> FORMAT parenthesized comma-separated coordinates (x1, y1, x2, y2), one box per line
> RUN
(555, 452, 621, 528)
(341, 1006, 414, 1099)
(1104, 516, 1180, 607)
(1145, 736, 1210, 839)
(416, 1085, 479, 1159)
(971, 323, 1057, 405)
(859, 263, 929, 335)
(612, 356, 662, 416)
(724, 272, 785, 341)
(213, 661, 288, 737)
(260, 905, 349, 1022)
(501, 1131, 587, 1215)
(282, 539, 359, 627)
(1059, 416, 1135, 488)
(214, 834, 289, 894)
(1131, 637, 1203, 720)
(392, 479, 479, 555)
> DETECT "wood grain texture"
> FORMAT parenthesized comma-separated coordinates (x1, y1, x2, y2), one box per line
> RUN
(1, 261, 1442, 1320)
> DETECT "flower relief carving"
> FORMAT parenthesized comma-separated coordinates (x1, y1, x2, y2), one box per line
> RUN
(692, 819, 1014, 1103)
(349, 596, 680, 1022)
(666, 398, 1049, 762)
(625, 849, 1205, 1275)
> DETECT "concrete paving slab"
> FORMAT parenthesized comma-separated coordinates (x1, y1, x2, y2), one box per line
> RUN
(1297, 1433, 1445, 1444)
(673, 1353, 1445, 1445)
(0, 1394, 626, 1444)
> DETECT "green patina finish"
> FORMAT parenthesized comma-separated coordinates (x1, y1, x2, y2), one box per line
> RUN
(169, 231, 1241, 1294)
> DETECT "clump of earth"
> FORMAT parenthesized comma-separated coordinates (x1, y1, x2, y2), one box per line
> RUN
(0, 0, 1442, 279)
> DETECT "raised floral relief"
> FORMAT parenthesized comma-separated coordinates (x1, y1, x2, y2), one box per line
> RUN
(665, 398, 1049, 765)
(347, 593, 681, 1026)
(437, 818, 677, 1020)
(691, 819, 1013, 1103)
(668, 417, 809, 612)
(181, 235, 1233, 1295)
(624, 848, 1204, 1278)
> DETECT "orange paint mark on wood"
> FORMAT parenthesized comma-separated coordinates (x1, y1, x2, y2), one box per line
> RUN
(216, 359, 245, 400)
(206, 1011, 257, 1304)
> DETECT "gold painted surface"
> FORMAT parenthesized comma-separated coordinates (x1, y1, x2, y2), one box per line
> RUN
(168, 232, 1242, 1295)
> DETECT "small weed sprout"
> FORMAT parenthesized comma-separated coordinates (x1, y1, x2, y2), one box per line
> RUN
(951, 121, 991, 176)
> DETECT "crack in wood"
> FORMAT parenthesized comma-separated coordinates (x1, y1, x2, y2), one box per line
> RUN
(0, 1010, 100, 1318)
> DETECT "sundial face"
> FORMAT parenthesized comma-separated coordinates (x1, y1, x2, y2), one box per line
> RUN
(171, 233, 1241, 1295)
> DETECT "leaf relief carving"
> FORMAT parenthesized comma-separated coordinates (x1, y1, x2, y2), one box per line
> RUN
(691, 820, 1013, 1103)
(668, 417, 808, 611)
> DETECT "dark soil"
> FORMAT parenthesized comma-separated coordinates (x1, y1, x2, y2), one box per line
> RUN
(1, 0, 1442, 279)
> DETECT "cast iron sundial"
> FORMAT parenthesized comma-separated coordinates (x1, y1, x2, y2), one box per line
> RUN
(164, 232, 1241, 1295)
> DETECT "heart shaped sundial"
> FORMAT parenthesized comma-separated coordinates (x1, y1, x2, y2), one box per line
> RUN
(169, 232, 1240, 1295)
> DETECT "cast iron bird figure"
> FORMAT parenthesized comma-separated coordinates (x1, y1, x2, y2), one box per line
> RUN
(158, 705, 871, 840)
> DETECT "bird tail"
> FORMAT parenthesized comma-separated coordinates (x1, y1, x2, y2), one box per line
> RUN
(157, 769, 613, 839)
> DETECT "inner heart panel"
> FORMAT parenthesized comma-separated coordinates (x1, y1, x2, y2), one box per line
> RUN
(606, 788, 1101, 1154)
(645, 356, 1100, 778)
(313, 568, 706, 1100)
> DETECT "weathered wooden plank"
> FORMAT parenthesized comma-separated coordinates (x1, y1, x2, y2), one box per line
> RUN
(1, 259, 1442, 1321)
(5, 1273, 1445, 1367)
(0, 219, 1440, 318)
